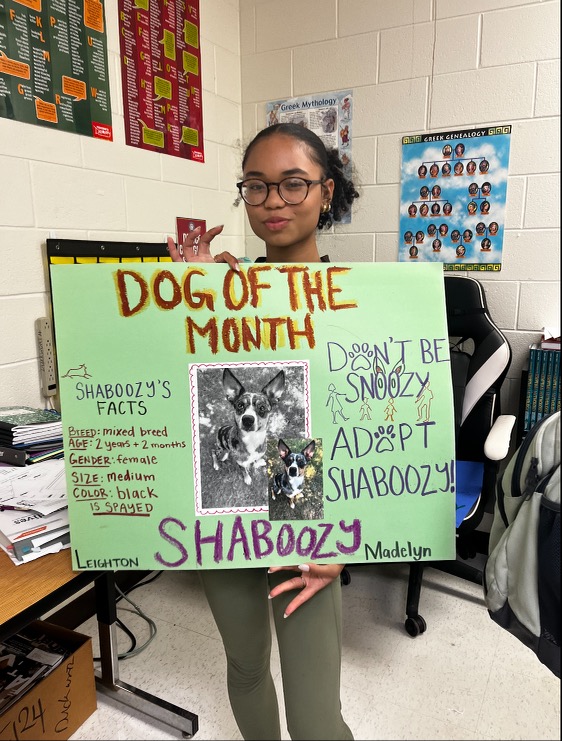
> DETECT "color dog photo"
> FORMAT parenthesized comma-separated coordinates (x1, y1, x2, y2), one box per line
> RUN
(190, 362, 310, 514)
(267, 436, 324, 522)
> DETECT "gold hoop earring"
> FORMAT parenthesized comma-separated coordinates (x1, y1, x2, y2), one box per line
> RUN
(321, 202, 331, 214)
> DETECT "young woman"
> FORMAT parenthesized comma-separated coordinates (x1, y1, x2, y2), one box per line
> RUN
(167, 123, 359, 740)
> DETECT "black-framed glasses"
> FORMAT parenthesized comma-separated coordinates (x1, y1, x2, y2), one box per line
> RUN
(236, 177, 325, 206)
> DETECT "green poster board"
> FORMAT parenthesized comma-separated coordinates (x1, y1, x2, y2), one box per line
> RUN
(49, 260, 456, 570)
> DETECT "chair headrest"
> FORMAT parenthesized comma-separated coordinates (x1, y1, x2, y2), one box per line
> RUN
(445, 276, 493, 341)
(444, 276, 512, 424)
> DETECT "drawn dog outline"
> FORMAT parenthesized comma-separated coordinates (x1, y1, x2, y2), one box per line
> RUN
(212, 367, 286, 486)
(271, 438, 316, 509)
(62, 363, 92, 379)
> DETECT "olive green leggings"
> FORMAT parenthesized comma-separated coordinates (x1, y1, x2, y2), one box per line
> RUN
(198, 568, 354, 741)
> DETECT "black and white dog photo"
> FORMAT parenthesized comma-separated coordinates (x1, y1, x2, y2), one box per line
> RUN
(212, 367, 286, 486)
(192, 363, 309, 513)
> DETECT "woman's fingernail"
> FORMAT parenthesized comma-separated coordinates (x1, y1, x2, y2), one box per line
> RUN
(283, 613, 289, 619)
(298, 564, 310, 572)
(268, 593, 272, 600)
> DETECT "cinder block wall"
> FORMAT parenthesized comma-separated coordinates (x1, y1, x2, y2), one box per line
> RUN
(0, 0, 244, 407)
(1, 0, 560, 427)
(239, 0, 561, 422)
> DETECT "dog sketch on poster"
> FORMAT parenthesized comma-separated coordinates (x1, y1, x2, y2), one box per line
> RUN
(190, 361, 311, 515)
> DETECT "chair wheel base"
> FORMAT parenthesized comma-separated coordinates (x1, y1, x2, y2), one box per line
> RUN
(405, 615, 427, 637)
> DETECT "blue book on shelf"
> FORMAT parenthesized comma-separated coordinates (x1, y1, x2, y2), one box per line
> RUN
(542, 350, 554, 417)
(536, 349, 549, 423)
(529, 346, 543, 429)
(550, 350, 560, 412)
(524, 347, 536, 431)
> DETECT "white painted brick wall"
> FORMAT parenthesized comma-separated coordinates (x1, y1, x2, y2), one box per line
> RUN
(0, 156, 34, 226)
(255, 0, 336, 52)
(524, 175, 560, 228)
(379, 23, 436, 82)
(0, 0, 244, 405)
(239, 0, 560, 424)
(294, 34, 379, 94)
(433, 16, 480, 75)
(481, 3, 560, 67)
(430, 65, 536, 129)
(1, 0, 560, 430)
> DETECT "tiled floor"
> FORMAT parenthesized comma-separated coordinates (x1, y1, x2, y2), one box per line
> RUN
(69, 563, 560, 740)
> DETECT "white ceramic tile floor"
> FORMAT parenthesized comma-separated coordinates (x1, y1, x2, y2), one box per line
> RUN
(68, 564, 560, 740)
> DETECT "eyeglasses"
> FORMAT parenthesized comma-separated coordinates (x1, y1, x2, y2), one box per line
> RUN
(236, 177, 325, 206)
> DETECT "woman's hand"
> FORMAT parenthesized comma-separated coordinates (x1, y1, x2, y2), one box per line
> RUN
(166, 225, 240, 271)
(268, 563, 345, 618)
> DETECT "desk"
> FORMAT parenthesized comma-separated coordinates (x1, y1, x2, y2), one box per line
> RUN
(0, 550, 198, 738)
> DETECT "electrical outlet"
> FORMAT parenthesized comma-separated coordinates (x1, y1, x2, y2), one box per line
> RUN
(36, 317, 58, 397)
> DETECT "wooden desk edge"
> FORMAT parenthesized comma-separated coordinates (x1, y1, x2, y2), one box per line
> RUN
(0, 548, 90, 625)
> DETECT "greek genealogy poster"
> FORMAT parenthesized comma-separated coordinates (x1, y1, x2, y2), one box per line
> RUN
(0, 0, 112, 138)
(266, 90, 353, 223)
(50, 261, 456, 571)
(117, 0, 204, 162)
(399, 126, 511, 271)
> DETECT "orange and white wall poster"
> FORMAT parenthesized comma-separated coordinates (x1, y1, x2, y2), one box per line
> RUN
(0, 0, 112, 139)
(118, 0, 204, 162)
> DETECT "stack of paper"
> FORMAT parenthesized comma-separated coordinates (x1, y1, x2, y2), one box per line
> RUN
(0, 406, 63, 467)
(0, 459, 70, 565)
(0, 623, 71, 713)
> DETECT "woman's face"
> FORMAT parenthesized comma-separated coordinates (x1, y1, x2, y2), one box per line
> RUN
(242, 134, 334, 258)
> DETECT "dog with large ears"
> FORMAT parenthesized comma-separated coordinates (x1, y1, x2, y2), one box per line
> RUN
(272, 438, 316, 509)
(212, 367, 286, 485)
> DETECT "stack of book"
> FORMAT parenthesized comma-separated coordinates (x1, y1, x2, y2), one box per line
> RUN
(0, 406, 64, 467)
(523, 341, 561, 435)
(0, 458, 69, 565)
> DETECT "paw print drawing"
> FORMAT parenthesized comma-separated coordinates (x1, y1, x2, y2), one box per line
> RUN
(348, 342, 373, 372)
(373, 425, 396, 453)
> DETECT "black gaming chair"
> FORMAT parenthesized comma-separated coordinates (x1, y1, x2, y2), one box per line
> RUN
(403, 274, 515, 636)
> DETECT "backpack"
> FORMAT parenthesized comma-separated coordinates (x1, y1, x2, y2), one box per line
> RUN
(484, 410, 560, 678)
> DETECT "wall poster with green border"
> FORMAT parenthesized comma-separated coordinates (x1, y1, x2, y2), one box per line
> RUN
(50, 260, 456, 571)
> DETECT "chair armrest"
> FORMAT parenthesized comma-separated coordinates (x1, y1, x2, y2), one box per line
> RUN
(484, 414, 516, 461)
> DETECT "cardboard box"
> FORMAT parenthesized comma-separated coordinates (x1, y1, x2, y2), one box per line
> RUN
(0, 621, 96, 741)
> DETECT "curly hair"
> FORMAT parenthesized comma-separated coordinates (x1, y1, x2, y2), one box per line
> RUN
(241, 123, 360, 230)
